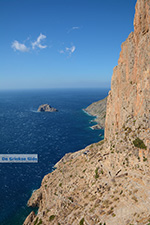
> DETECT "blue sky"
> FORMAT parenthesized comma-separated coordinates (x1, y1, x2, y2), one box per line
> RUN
(0, 0, 137, 90)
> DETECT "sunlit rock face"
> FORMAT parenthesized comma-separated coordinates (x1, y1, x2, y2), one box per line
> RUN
(105, 0, 150, 147)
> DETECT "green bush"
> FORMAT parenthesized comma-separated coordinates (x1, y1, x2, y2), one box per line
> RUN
(95, 168, 99, 179)
(79, 218, 84, 225)
(100, 169, 104, 174)
(120, 190, 123, 195)
(143, 157, 147, 162)
(34, 217, 38, 225)
(49, 215, 55, 221)
(59, 183, 62, 187)
(37, 219, 42, 225)
(133, 138, 147, 149)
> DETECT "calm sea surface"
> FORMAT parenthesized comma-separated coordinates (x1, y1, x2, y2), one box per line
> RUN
(0, 88, 108, 225)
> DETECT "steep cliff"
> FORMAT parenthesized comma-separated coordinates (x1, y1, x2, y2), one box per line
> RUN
(105, 0, 150, 148)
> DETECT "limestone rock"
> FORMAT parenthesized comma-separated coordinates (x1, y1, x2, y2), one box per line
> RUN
(105, 0, 150, 147)
(24, 139, 150, 225)
(27, 188, 42, 207)
(91, 124, 102, 130)
(37, 104, 58, 112)
(23, 211, 36, 225)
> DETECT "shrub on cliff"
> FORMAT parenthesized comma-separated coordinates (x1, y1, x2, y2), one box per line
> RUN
(95, 168, 99, 179)
(133, 138, 147, 150)
(34, 217, 38, 225)
(49, 215, 55, 221)
(79, 218, 84, 225)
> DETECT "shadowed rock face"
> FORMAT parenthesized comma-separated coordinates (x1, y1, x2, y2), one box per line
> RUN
(105, 0, 150, 146)
(37, 104, 58, 112)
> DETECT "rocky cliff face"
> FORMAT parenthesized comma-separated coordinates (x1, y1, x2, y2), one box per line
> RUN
(105, 0, 150, 148)
(24, 138, 150, 225)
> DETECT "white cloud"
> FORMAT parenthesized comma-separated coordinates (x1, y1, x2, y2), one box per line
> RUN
(60, 45, 76, 56)
(67, 26, 80, 33)
(66, 46, 76, 55)
(11, 40, 29, 52)
(72, 26, 79, 30)
(32, 33, 47, 50)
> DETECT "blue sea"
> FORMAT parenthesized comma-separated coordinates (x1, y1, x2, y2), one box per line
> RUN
(0, 88, 108, 225)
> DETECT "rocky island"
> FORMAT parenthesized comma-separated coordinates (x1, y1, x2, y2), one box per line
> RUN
(24, 0, 150, 224)
(37, 104, 58, 112)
